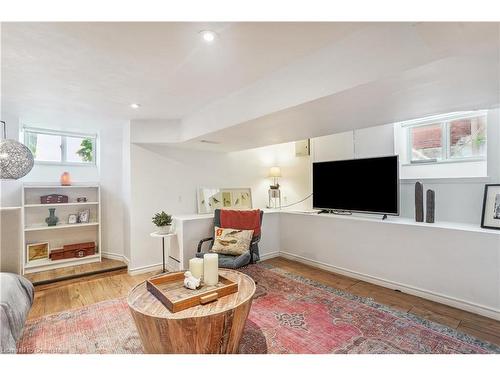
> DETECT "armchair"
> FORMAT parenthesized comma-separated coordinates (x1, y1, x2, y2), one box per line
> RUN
(196, 209, 263, 269)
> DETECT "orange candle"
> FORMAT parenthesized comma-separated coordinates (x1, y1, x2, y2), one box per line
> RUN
(60, 171, 71, 186)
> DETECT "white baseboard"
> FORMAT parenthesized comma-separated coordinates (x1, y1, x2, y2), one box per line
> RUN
(127, 262, 177, 276)
(279, 251, 500, 321)
(260, 251, 280, 261)
(128, 263, 162, 276)
(101, 251, 128, 264)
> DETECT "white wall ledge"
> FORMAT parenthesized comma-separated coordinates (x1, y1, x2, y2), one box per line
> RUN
(400, 177, 492, 184)
(174, 209, 499, 235)
(173, 209, 281, 222)
(281, 211, 500, 235)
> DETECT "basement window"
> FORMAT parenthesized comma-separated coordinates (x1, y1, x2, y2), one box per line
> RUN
(408, 113, 487, 164)
(394, 111, 488, 179)
(22, 127, 97, 166)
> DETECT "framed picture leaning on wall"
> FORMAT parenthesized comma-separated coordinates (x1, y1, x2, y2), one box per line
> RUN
(481, 184, 500, 230)
(197, 187, 252, 214)
(27, 242, 49, 262)
(78, 209, 90, 223)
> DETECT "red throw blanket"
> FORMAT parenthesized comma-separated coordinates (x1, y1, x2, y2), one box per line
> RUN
(220, 209, 261, 237)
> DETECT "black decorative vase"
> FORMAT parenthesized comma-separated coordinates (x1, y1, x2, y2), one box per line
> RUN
(426, 190, 435, 223)
(415, 182, 424, 222)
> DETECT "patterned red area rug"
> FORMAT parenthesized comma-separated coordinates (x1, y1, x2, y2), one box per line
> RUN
(18, 264, 500, 354)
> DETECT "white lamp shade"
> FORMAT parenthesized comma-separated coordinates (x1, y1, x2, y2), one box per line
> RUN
(269, 166, 281, 178)
(0, 139, 34, 179)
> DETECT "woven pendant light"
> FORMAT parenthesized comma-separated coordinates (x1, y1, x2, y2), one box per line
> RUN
(0, 121, 34, 179)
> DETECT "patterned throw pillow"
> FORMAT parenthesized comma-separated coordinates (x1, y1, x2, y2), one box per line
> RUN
(210, 226, 254, 256)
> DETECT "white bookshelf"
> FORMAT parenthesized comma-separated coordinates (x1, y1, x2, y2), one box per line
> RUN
(22, 183, 102, 274)
(24, 201, 99, 208)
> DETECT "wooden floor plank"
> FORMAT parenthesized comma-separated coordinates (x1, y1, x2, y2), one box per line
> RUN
(457, 323, 500, 346)
(408, 305, 461, 329)
(458, 317, 500, 340)
(42, 286, 70, 316)
(265, 257, 359, 291)
(67, 282, 95, 311)
(346, 281, 415, 312)
(28, 291, 46, 320)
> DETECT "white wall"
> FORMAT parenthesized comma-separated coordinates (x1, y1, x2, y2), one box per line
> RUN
(127, 141, 311, 271)
(126, 108, 498, 271)
(121, 124, 132, 263)
(311, 131, 354, 162)
(0, 113, 126, 259)
(309, 110, 500, 224)
(0, 112, 23, 207)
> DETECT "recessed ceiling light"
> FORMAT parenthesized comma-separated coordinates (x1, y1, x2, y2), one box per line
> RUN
(130, 103, 141, 109)
(199, 30, 217, 43)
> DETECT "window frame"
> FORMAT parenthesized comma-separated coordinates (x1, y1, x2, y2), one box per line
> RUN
(403, 111, 487, 166)
(22, 126, 97, 167)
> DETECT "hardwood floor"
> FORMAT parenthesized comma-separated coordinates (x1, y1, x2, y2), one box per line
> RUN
(28, 256, 500, 346)
(29, 271, 156, 319)
(25, 257, 128, 287)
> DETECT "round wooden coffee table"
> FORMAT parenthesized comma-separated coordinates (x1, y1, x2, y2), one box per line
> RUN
(127, 269, 256, 354)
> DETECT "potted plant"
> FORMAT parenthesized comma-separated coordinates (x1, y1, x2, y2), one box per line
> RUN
(152, 211, 173, 234)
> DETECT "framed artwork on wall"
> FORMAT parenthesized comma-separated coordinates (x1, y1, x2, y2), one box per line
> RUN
(197, 187, 252, 214)
(481, 184, 500, 230)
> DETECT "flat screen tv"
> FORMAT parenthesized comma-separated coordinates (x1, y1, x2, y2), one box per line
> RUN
(313, 155, 399, 216)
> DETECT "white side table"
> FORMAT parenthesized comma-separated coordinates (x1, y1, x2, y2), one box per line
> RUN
(150, 232, 177, 273)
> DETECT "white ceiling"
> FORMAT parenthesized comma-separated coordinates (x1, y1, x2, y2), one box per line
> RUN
(1, 22, 362, 129)
(2, 22, 499, 150)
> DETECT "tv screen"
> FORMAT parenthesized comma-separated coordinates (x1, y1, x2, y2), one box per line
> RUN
(313, 156, 399, 215)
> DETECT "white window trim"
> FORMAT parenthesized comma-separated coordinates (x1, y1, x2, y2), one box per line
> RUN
(399, 110, 487, 166)
(22, 126, 97, 167)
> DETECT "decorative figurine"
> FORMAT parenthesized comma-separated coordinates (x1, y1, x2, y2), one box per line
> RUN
(45, 208, 59, 226)
(60, 171, 71, 186)
(426, 189, 435, 223)
(183, 271, 201, 290)
(415, 181, 424, 222)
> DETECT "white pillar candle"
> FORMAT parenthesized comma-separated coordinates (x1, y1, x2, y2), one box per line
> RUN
(189, 258, 204, 280)
(203, 253, 219, 286)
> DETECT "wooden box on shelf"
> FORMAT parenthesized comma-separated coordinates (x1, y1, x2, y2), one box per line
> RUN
(40, 194, 68, 204)
(49, 242, 96, 261)
(146, 272, 238, 313)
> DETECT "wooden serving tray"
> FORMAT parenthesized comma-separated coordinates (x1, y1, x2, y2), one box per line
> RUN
(146, 272, 239, 313)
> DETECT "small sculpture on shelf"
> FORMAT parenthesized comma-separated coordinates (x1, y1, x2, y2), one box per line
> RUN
(45, 208, 59, 226)
(183, 271, 201, 290)
(426, 189, 435, 223)
(60, 171, 71, 186)
(40, 194, 68, 204)
(415, 182, 424, 222)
